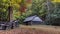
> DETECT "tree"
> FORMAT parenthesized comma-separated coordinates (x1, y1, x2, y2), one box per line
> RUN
(0, 0, 9, 21)
(8, 0, 22, 22)
(0, 0, 22, 21)
(31, 0, 47, 20)
(45, 0, 60, 25)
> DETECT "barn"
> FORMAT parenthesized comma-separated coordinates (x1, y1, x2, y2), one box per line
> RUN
(23, 15, 43, 25)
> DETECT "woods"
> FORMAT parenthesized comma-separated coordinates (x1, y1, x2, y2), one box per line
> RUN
(0, 0, 60, 25)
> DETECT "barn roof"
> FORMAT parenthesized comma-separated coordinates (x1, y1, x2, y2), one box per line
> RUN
(23, 15, 43, 22)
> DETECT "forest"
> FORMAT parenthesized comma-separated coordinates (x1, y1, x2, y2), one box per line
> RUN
(0, 0, 60, 26)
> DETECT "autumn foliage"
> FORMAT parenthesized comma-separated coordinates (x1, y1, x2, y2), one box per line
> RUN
(20, 0, 32, 13)
(20, 4, 27, 13)
(26, 0, 32, 3)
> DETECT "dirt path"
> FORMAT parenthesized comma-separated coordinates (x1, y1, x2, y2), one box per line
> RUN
(0, 25, 60, 34)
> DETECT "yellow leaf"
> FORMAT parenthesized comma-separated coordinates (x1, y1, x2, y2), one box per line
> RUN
(17, 0, 21, 3)
(2, 0, 7, 2)
(52, 0, 60, 2)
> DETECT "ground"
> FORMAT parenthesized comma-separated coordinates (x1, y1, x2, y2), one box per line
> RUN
(0, 25, 60, 34)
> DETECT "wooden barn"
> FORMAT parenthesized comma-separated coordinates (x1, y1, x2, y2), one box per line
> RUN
(23, 15, 43, 25)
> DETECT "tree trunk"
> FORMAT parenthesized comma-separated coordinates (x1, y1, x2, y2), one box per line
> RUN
(8, 6, 13, 22)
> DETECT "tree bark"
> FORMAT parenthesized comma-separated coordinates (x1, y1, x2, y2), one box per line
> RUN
(8, 6, 13, 22)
